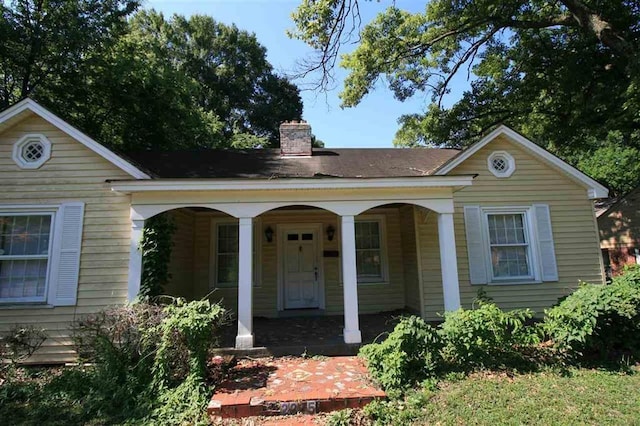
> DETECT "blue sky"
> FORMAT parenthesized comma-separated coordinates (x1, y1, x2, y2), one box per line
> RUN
(146, 0, 467, 148)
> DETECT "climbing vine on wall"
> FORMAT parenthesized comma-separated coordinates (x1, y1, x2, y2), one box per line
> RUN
(140, 212, 176, 299)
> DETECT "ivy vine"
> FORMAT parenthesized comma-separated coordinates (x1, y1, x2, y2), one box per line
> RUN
(140, 212, 176, 299)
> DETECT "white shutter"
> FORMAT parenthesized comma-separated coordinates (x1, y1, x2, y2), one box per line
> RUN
(532, 204, 558, 282)
(463, 205, 488, 284)
(50, 202, 85, 306)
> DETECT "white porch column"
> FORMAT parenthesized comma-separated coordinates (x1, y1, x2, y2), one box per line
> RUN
(438, 212, 462, 311)
(127, 219, 145, 302)
(341, 215, 362, 344)
(235, 217, 254, 349)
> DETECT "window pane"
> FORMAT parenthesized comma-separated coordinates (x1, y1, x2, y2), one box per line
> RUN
(0, 215, 52, 256)
(0, 259, 48, 299)
(356, 249, 382, 277)
(355, 221, 383, 280)
(491, 246, 530, 278)
(488, 214, 525, 245)
(217, 254, 238, 284)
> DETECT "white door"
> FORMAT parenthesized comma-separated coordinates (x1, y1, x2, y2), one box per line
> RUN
(283, 228, 320, 309)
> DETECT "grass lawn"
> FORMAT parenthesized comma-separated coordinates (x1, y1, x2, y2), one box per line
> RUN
(409, 367, 640, 425)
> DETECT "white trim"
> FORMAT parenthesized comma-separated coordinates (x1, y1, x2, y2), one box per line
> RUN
(354, 214, 388, 284)
(412, 206, 427, 319)
(0, 210, 56, 304)
(12, 134, 52, 169)
(487, 150, 515, 178)
(209, 217, 262, 289)
(110, 175, 474, 193)
(434, 125, 608, 199)
(438, 212, 461, 311)
(0, 98, 150, 179)
(127, 219, 145, 301)
(276, 223, 325, 311)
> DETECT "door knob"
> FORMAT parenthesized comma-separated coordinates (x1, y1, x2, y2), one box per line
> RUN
(314, 267, 318, 281)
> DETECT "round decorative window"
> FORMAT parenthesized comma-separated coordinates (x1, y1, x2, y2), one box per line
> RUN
(12, 134, 52, 169)
(487, 151, 515, 178)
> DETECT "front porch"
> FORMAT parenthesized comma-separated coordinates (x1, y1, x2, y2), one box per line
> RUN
(113, 178, 472, 349)
(217, 311, 409, 355)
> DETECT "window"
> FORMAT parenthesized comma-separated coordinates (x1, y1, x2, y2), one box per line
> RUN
(487, 151, 515, 178)
(0, 214, 53, 302)
(211, 219, 261, 288)
(486, 213, 533, 280)
(355, 218, 386, 283)
(13, 134, 52, 169)
(464, 204, 558, 285)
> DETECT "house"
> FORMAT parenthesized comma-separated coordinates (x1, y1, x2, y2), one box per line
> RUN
(0, 99, 607, 363)
(598, 186, 640, 276)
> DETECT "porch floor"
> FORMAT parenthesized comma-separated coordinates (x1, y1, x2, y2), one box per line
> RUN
(217, 310, 409, 355)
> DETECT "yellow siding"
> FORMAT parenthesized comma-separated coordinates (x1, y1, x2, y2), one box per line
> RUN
(399, 206, 421, 313)
(0, 115, 132, 363)
(188, 208, 408, 317)
(418, 135, 604, 318)
(165, 209, 196, 299)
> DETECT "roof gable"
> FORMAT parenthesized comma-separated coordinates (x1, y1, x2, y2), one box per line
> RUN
(0, 98, 150, 179)
(434, 125, 608, 199)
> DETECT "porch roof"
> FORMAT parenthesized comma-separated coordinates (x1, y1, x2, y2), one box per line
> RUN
(123, 147, 460, 179)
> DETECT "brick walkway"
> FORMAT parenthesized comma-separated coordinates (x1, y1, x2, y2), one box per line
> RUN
(208, 356, 385, 421)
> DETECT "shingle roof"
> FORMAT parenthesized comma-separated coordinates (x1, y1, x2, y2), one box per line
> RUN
(125, 148, 461, 179)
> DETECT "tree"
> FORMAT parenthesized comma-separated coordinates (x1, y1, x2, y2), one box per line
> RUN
(0, 0, 140, 108)
(1, 6, 303, 151)
(290, 0, 640, 195)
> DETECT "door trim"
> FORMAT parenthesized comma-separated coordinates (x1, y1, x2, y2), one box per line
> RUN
(276, 223, 325, 311)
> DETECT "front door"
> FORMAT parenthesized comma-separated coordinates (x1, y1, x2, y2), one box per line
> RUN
(283, 228, 320, 309)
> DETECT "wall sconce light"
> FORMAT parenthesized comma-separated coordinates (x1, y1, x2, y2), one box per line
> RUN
(326, 225, 335, 241)
(265, 226, 274, 243)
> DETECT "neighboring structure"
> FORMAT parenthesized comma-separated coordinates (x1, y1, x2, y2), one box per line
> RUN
(598, 186, 640, 276)
(0, 99, 607, 362)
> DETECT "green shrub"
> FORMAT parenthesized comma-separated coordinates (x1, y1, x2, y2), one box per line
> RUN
(543, 266, 640, 360)
(362, 389, 432, 426)
(440, 302, 538, 367)
(359, 316, 443, 394)
(68, 298, 228, 423)
(0, 325, 47, 379)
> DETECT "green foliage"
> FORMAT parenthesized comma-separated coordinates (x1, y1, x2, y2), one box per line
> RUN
(291, 1, 640, 195)
(0, 325, 47, 379)
(141, 212, 176, 299)
(362, 389, 434, 426)
(324, 408, 354, 426)
(543, 266, 640, 359)
(68, 299, 228, 424)
(1, 4, 302, 152)
(440, 302, 538, 367)
(359, 316, 443, 394)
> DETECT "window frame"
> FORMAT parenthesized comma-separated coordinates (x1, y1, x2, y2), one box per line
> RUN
(12, 134, 52, 170)
(480, 207, 541, 284)
(209, 217, 261, 289)
(0, 209, 56, 304)
(354, 215, 388, 284)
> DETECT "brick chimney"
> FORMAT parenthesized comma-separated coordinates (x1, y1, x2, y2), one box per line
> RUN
(280, 120, 312, 157)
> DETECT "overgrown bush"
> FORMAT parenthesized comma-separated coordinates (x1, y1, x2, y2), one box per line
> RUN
(543, 265, 640, 360)
(440, 301, 539, 367)
(69, 298, 228, 424)
(359, 316, 443, 394)
(0, 325, 47, 379)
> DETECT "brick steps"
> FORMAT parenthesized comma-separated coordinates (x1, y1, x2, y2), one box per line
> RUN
(207, 356, 385, 420)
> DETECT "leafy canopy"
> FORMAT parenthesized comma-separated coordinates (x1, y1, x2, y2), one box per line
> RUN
(290, 0, 640, 195)
(1, 3, 303, 151)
